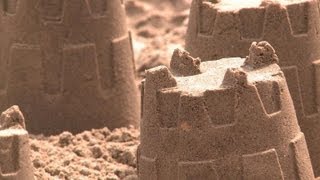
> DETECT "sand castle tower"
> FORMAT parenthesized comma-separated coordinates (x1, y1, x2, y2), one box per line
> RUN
(185, 0, 320, 176)
(0, 106, 34, 180)
(139, 42, 315, 179)
(0, 0, 139, 134)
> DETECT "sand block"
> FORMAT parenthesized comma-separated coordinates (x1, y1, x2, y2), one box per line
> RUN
(0, 106, 34, 180)
(139, 42, 315, 179)
(0, 0, 139, 134)
(185, 0, 320, 176)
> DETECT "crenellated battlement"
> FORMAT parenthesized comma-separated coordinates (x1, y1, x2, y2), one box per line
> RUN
(185, 0, 320, 176)
(0, 0, 125, 24)
(195, 0, 315, 38)
(145, 42, 285, 131)
(186, 0, 320, 61)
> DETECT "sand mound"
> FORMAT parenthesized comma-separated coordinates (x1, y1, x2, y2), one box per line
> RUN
(30, 127, 139, 179)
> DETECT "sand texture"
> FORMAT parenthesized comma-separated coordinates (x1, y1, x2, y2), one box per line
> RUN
(30, 127, 139, 180)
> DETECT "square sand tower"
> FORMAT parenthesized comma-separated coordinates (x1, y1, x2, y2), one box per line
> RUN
(185, 0, 320, 176)
(0, 106, 34, 180)
(0, 0, 139, 134)
(139, 42, 315, 179)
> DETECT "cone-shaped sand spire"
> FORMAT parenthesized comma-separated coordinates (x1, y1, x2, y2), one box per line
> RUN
(0, 106, 34, 180)
(0, 0, 139, 134)
(186, 0, 320, 176)
(139, 42, 315, 179)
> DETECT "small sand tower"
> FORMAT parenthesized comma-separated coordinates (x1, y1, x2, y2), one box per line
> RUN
(0, 0, 139, 134)
(185, 0, 320, 176)
(0, 106, 34, 180)
(139, 42, 315, 179)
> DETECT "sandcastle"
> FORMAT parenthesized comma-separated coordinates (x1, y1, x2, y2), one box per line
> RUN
(138, 42, 315, 179)
(0, 0, 318, 179)
(185, 0, 320, 176)
(0, 106, 34, 180)
(0, 0, 139, 134)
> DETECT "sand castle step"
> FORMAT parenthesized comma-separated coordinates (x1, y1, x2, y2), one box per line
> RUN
(0, 0, 139, 134)
(185, 0, 320, 176)
(139, 42, 315, 179)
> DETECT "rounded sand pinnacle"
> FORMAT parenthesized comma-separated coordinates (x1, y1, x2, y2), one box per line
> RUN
(222, 68, 248, 87)
(170, 48, 201, 76)
(0, 105, 25, 130)
(244, 41, 279, 68)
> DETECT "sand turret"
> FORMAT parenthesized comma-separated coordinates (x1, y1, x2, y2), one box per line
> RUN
(139, 42, 315, 179)
(185, 0, 320, 175)
(0, 0, 139, 134)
